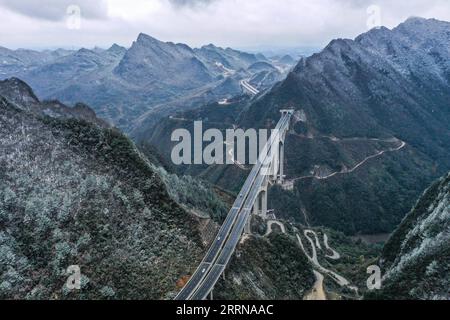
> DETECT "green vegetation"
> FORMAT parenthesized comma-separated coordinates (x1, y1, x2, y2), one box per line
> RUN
(306, 227, 381, 298)
(368, 173, 450, 300)
(215, 234, 315, 300)
(0, 99, 204, 299)
(154, 167, 228, 222)
(288, 150, 437, 235)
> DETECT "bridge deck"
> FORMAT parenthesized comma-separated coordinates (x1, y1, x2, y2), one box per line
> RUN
(175, 112, 292, 300)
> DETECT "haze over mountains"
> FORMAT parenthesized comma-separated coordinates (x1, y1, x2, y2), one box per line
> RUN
(0, 35, 295, 132)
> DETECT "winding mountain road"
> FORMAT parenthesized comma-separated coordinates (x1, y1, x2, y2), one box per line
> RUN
(264, 220, 286, 236)
(288, 139, 406, 183)
(304, 271, 326, 300)
(297, 230, 357, 291)
(324, 233, 340, 260)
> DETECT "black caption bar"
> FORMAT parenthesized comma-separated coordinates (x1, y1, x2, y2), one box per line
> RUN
(1, 299, 448, 319)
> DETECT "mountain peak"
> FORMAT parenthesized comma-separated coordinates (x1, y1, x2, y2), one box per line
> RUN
(355, 25, 392, 44)
(404, 16, 432, 24)
(203, 43, 220, 50)
(0, 77, 40, 109)
(136, 33, 162, 45)
(109, 43, 124, 50)
(280, 54, 295, 64)
(394, 16, 450, 33)
(1, 77, 31, 89)
(107, 43, 127, 56)
(76, 48, 96, 56)
(323, 38, 354, 54)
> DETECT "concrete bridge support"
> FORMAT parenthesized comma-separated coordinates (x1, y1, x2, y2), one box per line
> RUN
(245, 187, 269, 235)
(244, 110, 293, 235)
(253, 193, 260, 215)
(244, 215, 252, 234)
(259, 189, 268, 220)
(278, 141, 285, 184)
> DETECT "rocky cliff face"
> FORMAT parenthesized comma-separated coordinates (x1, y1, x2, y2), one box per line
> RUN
(115, 33, 213, 88)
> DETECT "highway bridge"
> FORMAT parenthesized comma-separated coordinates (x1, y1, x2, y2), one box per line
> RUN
(175, 110, 294, 300)
(240, 79, 260, 96)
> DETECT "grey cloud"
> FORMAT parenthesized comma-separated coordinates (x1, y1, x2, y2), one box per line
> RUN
(0, 0, 108, 21)
(168, 0, 217, 9)
(1, 0, 450, 50)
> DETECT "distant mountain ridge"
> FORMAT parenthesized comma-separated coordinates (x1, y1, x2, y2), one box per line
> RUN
(0, 35, 295, 132)
(0, 46, 73, 76)
(0, 77, 109, 128)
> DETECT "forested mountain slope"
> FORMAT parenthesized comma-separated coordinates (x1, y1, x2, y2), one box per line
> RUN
(0, 79, 204, 299)
(370, 172, 450, 300)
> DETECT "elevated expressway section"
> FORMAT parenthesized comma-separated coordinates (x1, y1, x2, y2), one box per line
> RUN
(175, 110, 294, 300)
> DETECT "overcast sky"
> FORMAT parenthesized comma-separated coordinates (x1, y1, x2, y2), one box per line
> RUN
(1, 0, 450, 51)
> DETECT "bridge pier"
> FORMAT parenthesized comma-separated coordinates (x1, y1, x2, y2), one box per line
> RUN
(278, 110, 293, 184)
(244, 215, 252, 234)
(246, 110, 292, 231)
(260, 190, 268, 219)
(278, 142, 285, 184)
(253, 193, 260, 215)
